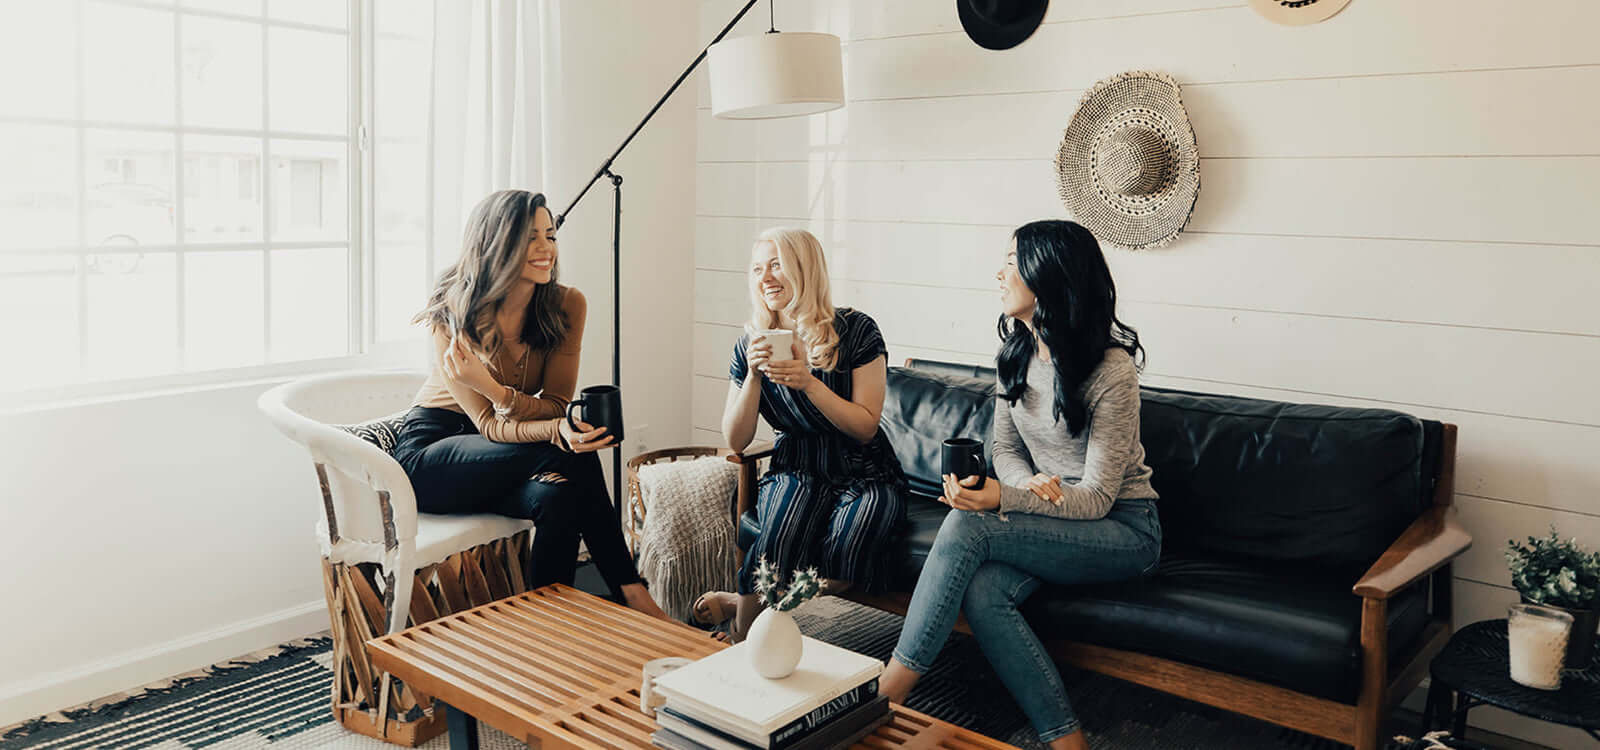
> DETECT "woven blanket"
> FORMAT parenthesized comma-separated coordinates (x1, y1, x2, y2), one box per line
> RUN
(635, 456, 740, 622)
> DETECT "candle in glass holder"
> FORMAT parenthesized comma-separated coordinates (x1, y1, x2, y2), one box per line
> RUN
(1507, 603, 1573, 690)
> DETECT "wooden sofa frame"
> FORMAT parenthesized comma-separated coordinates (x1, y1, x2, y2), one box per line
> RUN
(724, 364, 1469, 750)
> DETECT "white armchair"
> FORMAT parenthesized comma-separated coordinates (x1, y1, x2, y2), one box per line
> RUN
(258, 371, 533, 746)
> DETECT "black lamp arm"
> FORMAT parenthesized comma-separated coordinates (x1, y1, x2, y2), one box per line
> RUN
(554, 0, 761, 228)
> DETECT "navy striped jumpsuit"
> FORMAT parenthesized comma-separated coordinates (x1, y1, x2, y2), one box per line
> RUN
(731, 308, 907, 595)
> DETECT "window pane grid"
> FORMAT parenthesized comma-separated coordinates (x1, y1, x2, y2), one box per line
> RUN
(75, 0, 90, 376)
(0, 242, 351, 255)
(0, 0, 356, 394)
(0, 116, 351, 142)
(95, 0, 349, 35)
(261, 7, 274, 361)
(174, 8, 187, 372)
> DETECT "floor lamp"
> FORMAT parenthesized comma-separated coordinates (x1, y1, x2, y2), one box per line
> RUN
(553, 0, 845, 525)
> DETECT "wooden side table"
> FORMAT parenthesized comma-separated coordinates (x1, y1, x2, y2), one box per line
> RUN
(1424, 619, 1600, 742)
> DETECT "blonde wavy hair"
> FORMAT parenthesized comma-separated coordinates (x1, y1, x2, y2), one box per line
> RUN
(748, 227, 842, 372)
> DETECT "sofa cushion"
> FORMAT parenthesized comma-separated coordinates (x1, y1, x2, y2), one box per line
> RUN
(1020, 555, 1431, 704)
(1139, 386, 1441, 572)
(880, 367, 997, 499)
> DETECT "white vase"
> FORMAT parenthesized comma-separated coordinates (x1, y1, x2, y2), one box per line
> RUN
(747, 608, 803, 679)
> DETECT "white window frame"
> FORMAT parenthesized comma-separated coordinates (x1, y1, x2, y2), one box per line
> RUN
(0, 0, 427, 412)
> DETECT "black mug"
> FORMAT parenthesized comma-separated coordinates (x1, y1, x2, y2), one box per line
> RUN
(565, 385, 624, 442)
(940, 437, 986, 489)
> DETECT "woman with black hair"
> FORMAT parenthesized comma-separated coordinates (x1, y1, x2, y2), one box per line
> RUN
(880, 220, 1162, 750)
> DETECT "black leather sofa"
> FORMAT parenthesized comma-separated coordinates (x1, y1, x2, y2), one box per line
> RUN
(731, 360, 1470, 750)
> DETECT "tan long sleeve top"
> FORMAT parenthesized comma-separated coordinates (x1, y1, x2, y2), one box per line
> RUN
(411, 285, 586, 444)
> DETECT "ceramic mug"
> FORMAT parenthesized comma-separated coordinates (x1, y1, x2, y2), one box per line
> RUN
(756, 329, 795, 362)
(941, 437, 987, 489)
(639, 656, 693, 716)
(565, 384, 624, 442)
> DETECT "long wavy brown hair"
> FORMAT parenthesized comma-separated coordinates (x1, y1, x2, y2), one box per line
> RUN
(412, 190, 568, 357)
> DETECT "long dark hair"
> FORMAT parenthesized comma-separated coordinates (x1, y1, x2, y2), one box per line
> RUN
(412, 190, 569, 356)
(996, 220, 1143, 435)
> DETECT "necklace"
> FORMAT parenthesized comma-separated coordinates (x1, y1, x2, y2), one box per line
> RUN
(504, 343, 531, 392)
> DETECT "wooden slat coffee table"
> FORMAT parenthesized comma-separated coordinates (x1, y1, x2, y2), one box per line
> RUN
(367, 584, 1018, 750)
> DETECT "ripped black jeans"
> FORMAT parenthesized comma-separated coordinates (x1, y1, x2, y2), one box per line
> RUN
(392, 406, 643, 592)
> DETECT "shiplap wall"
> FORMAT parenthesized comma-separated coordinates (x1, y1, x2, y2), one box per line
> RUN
(691, 2, 1598, 745)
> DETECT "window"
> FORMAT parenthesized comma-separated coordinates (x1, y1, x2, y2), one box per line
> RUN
(0, 0, 434, 398)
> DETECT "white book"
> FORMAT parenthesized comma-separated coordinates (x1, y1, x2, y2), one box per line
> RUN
(651, 636, 882, 740)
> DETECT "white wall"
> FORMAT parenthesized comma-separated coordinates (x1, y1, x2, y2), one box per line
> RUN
(0, 380, 339, 726)
(0, 0, 700, 728)
(692, 1, 1599, 746)
(543, 0, 699, 460)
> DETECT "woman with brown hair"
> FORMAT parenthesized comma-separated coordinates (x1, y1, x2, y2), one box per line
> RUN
(392, 189, 666, 618)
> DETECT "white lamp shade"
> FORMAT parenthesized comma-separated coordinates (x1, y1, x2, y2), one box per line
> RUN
(707, 32, 844, 119)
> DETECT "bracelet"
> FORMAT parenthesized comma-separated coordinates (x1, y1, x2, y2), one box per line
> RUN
(492, 385, 514, 418)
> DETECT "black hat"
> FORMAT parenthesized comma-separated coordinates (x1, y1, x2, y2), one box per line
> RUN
(957, 0, 1049, 51)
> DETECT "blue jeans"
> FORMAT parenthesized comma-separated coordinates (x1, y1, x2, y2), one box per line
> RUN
(891, 499, 1161, 742)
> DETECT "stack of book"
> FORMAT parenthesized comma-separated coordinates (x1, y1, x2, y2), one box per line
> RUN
(650, 636, 889, 750)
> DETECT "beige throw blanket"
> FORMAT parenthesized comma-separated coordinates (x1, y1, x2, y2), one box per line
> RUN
(636, 456, 740, 622)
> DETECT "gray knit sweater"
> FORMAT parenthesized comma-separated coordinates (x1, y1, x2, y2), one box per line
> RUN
(992, 348, 1158, 519)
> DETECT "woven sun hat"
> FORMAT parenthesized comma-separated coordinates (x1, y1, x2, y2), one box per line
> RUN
(1054, 70, 1200, 251)
(957, 0, 1049, 51)
(1248, 0, 1352, 26)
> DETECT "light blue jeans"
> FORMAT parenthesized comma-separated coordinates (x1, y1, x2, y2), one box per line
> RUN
(891, 499, 1161, 742)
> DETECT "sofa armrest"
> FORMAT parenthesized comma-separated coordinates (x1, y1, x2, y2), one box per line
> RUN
(1352, 505, 1471, 600)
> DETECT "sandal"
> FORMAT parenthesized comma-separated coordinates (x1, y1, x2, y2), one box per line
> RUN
(692, 592, 735, 626)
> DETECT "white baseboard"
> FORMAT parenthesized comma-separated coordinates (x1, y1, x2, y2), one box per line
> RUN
(0, 600, 328, 728)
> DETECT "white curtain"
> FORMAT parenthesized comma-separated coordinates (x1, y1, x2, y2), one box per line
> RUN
(425, 0, 548, 274)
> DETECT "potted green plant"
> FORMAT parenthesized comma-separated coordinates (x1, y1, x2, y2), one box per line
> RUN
(1505, 528, 1600, 668)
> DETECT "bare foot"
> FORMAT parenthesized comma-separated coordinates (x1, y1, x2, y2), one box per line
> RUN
(620, 583, 670, 621)
(693, 591, 741, 626)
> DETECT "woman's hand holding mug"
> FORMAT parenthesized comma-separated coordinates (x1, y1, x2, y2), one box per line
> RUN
(745, 334, 772, 380)
(558, 417, 614, 453)
(763, 342, 815, 392)
(941, 473, 1001, 511)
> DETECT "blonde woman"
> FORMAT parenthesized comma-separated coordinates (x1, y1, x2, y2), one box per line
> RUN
(393, 189, 667, 619)
(694, 228, 907, 640)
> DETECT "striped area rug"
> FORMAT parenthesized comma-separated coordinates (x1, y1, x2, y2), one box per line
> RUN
(4, 598, 1395, 750)
(1, 638, 337, 749)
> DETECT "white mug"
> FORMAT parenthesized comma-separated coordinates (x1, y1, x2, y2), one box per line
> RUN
(757, 329, 795, 362)
(639, 656, 692, 716)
